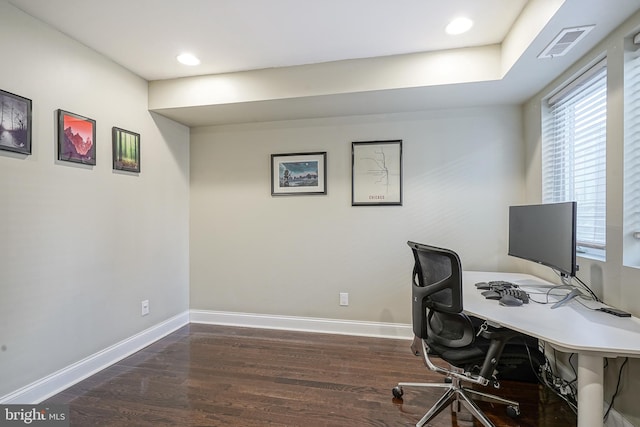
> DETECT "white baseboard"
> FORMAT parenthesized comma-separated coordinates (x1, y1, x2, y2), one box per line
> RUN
(189, 309, 414, 340)
(605, 406, 635, 427)
(0, 311, 189, 405)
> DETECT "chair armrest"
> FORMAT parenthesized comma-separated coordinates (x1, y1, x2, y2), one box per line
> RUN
(477, 325, 522, 382)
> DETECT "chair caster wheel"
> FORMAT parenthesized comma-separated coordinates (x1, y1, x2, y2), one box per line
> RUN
(392, 386, 404, 399)
(506, 405, 520, 418)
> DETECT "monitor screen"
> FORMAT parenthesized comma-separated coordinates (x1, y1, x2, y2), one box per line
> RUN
(508, 201, 577, 277)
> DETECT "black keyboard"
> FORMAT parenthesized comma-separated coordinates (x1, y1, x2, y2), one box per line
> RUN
(498, 288, 529, 303)
(475, 280, 518, 290)
(488, 280, 518, 289)
(476, 281, 529, 303)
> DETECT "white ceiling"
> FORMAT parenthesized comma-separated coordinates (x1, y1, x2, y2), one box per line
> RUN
(8, 0, 530, 80)
(8, 0, 640, 126)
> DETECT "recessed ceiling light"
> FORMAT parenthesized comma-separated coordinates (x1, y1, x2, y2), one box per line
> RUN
(177, 53, 200, 66)
(446, 17, 473, 35)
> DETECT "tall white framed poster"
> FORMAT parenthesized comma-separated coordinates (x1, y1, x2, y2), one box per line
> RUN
(351, 140, 402, 206)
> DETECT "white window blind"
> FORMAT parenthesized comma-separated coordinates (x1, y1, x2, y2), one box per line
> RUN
(624, 45, 640, 266)
(542, 59, 607, 257)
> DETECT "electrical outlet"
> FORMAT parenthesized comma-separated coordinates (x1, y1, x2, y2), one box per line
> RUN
(141, 299, 149, 316)
(339, 292, 349, 306)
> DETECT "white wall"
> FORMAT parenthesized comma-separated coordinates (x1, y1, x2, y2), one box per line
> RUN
(523, 9, 640, 426)
(190, 106, 525, 325)
(0, 1, 190, 398)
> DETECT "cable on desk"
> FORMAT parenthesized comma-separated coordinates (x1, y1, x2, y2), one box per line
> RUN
(526, 285, 574, 305)
(573, 275, 601, 302)
(527, 283, 599, 308)
(573, 295, 602, 311)
(552, 268, 601, 302)
(604, 357, 628, 423)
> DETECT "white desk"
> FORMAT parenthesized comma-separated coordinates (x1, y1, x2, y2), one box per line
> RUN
(463, 271, 640, 427)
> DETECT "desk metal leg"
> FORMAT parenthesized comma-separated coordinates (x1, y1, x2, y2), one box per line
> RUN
(577, 354, 603, 427)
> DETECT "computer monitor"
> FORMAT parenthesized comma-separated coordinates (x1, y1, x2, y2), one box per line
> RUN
(508, 201, 577, 277)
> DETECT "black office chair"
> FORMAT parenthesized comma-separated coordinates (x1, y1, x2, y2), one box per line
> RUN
(393, 241, 542, 427)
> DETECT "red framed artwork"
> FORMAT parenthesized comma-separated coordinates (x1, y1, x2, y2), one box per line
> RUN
(57, 109, 96, 165)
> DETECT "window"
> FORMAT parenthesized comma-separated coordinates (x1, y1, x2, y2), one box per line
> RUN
(624, 38, 640, 267)
(542, 59, 607, 259)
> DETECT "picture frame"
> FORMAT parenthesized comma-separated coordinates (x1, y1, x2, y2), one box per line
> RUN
(271, 152, 327, 196)
(0, 89, 32, 155)
(352, 140, 402, 206)
(58, 109, 96, 165)
(112, 127, 140, 173)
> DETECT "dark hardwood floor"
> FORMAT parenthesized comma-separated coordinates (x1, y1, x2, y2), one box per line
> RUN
(44, 324, 576, 426)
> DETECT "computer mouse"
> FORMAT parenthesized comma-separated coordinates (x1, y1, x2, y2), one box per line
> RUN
(481, 290, 502, 300)
(499, 295, 523, 307)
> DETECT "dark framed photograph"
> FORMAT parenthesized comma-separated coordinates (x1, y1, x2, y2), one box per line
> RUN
(271, 152, 327, 196)
(0, 89, 32, 155)
(112, 127, 140, 172)
(58, 109, 96, 165)
(352, 140, 402, 206)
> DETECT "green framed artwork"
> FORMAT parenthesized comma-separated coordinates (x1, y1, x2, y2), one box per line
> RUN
(112, 127, 140, 172)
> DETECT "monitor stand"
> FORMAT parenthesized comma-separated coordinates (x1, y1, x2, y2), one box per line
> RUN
(551, 288, 582, 309)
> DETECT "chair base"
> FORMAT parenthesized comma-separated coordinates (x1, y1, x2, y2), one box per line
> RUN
(394, 377, 520, 427)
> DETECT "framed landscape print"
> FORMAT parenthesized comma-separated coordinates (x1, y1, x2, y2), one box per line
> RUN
(271, 152, 327, 196)
(352, 140, 402, 206)
(112, 127, 140, 172)
(0, 89, 32, 155)
(58, 109, 96, 165)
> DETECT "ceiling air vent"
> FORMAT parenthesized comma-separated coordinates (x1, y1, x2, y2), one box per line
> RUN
(538, 25, 595, 59)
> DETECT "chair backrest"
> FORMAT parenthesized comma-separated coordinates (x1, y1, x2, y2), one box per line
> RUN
(408, 241, 472, 347)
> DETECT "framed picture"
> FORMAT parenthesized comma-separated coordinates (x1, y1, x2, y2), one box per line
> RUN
(58, 109, 96, 165)
(112, 127, 140, 172)
(271, 152, 327, 196)
(352, 140, 402, 206)
(0, 89, 32, 155)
